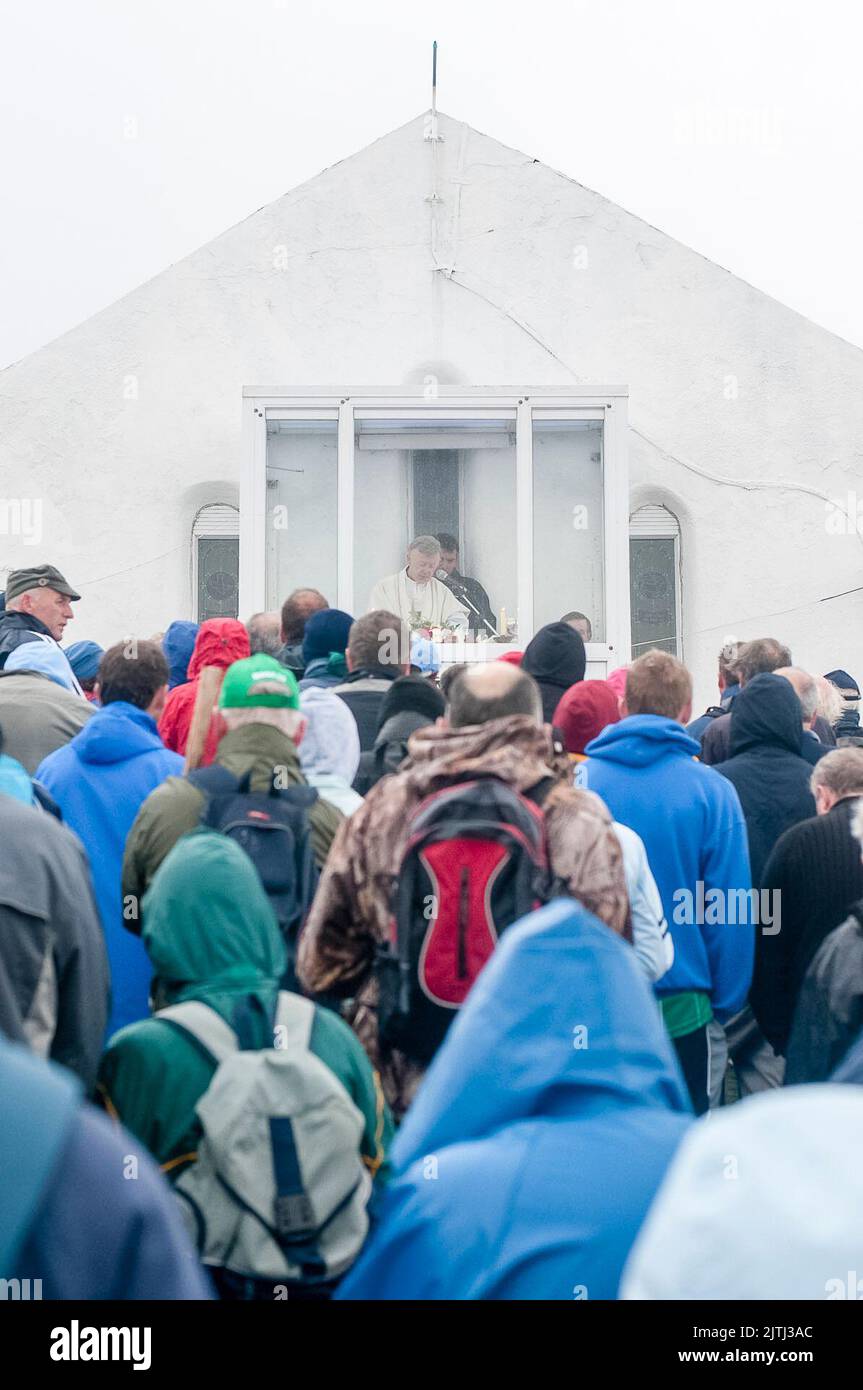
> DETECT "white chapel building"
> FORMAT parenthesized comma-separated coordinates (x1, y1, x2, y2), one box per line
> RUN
(1, 110, 862, 707)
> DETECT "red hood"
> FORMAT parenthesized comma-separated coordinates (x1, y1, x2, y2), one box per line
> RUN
(187, 619, 250, 680)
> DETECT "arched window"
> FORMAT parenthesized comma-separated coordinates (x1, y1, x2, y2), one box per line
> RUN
(192, 504, 239, 622)
(629, 504, 682, 659)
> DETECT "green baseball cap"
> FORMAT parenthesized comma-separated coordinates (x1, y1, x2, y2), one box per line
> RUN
(5, 564, 81, 603)
(218, 655, 300, 710)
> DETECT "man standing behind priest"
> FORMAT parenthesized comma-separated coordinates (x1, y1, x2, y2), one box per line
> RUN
(369, 536, 468, 631)
(435, 533, 496, 636)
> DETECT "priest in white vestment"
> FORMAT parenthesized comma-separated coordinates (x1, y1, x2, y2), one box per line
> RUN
(369, 536, 469, 630)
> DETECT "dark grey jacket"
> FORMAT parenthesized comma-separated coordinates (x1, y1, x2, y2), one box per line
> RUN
(333, 669, 400, 751)
(785, 907, 863, 1085)
(276, 640, 305, 677)
(353, 710, 431, 795)
(0, 796, 108, 1092)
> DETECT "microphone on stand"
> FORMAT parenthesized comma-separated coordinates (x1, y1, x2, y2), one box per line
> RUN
(435, 569, 498, 637)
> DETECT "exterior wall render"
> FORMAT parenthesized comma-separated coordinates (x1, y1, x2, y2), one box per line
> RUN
(0, 111, 861, 710)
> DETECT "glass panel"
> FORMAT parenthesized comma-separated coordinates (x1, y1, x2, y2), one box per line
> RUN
(630, 536, 679, 657)
(197, 538, 239, 621)
(265, 418, 338, 610)
(532, 419, 605, 640)
(355, 417, 516, 638)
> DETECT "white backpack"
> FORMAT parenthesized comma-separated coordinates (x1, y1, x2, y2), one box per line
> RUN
(158, 991, 371, 1292)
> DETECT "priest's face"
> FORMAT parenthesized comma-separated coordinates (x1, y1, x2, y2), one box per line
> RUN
(406, 547, 440, 584)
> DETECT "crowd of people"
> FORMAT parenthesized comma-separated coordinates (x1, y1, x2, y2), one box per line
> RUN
(2, 561, 863, 1300)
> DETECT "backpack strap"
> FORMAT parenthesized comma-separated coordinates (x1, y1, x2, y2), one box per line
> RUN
(188, 765, 248, 796)
(271, 782, 319, 809)
(188, 765, 254, 831)
(524, 775, 556, 808)
(156, 1001, 239, 1065)
(273, 991, 315, 1052)
(190, 763, 316, 807)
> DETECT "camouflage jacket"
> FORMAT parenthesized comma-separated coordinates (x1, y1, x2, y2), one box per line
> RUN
(298, 714, 630, 1119)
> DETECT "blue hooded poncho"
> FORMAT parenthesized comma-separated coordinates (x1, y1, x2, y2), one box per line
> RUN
(337, 899, 692, 1300)
(162, 621, 200, 690)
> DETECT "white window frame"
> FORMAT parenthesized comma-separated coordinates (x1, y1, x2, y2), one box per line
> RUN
(242, 386, 630, 665)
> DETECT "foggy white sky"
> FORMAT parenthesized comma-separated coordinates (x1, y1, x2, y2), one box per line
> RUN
(1, 0, 862, 370)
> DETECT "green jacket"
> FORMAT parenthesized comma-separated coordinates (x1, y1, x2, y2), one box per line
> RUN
(101, 830, 392, 1185)
(121, 722, 343, 918)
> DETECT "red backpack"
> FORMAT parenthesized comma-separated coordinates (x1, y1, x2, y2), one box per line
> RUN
(376, 775, 556, 1064)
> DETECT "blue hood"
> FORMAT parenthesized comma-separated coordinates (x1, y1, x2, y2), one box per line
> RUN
(71, 701, 166, 766)
(585, 714, 700, 768)
(162, 621, 199, 689)
(339, 901, 691, 1301)
(393, 900, 688, 1169)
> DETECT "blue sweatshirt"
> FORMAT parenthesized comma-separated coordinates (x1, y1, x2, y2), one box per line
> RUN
(338, 900, 691, 1301)
(578, 715, 753, 1020)
(36, 702, 183, 1036)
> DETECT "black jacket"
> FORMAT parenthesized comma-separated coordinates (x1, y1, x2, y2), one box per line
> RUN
(713, 674, 816, 886)
(442, 572, 495, 635)
(353, 709, 435, 795)
(752, 797, 863, 1054)
(333, 667, 400, 751)
(835, 707, 863, 749)
(702, 709, 829, 767)
(0, 611, 56, 669)
(785, 906, 863, 1084)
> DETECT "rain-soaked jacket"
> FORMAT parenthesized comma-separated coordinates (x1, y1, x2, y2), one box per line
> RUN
(337, 899, 691, 1300)
(101, 831, 391, 1180)
(158, 619, 250, 766)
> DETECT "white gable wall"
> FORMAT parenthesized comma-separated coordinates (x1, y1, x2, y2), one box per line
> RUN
(1, 111, 861, 709)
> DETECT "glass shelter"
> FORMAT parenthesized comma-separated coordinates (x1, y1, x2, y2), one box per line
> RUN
(242, 388, 630, 674)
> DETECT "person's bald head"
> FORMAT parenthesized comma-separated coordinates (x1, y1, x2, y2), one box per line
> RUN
(448, 661, 542, 729)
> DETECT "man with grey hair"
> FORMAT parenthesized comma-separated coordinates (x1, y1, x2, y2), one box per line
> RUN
(785, 792, 863, 1082)
(0, 564, 83, 691)
(246, 610, 283, 657)
(369, 536, 468, 631)
(772, 665, 829, 765)
(753, 746, 863, 1058)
